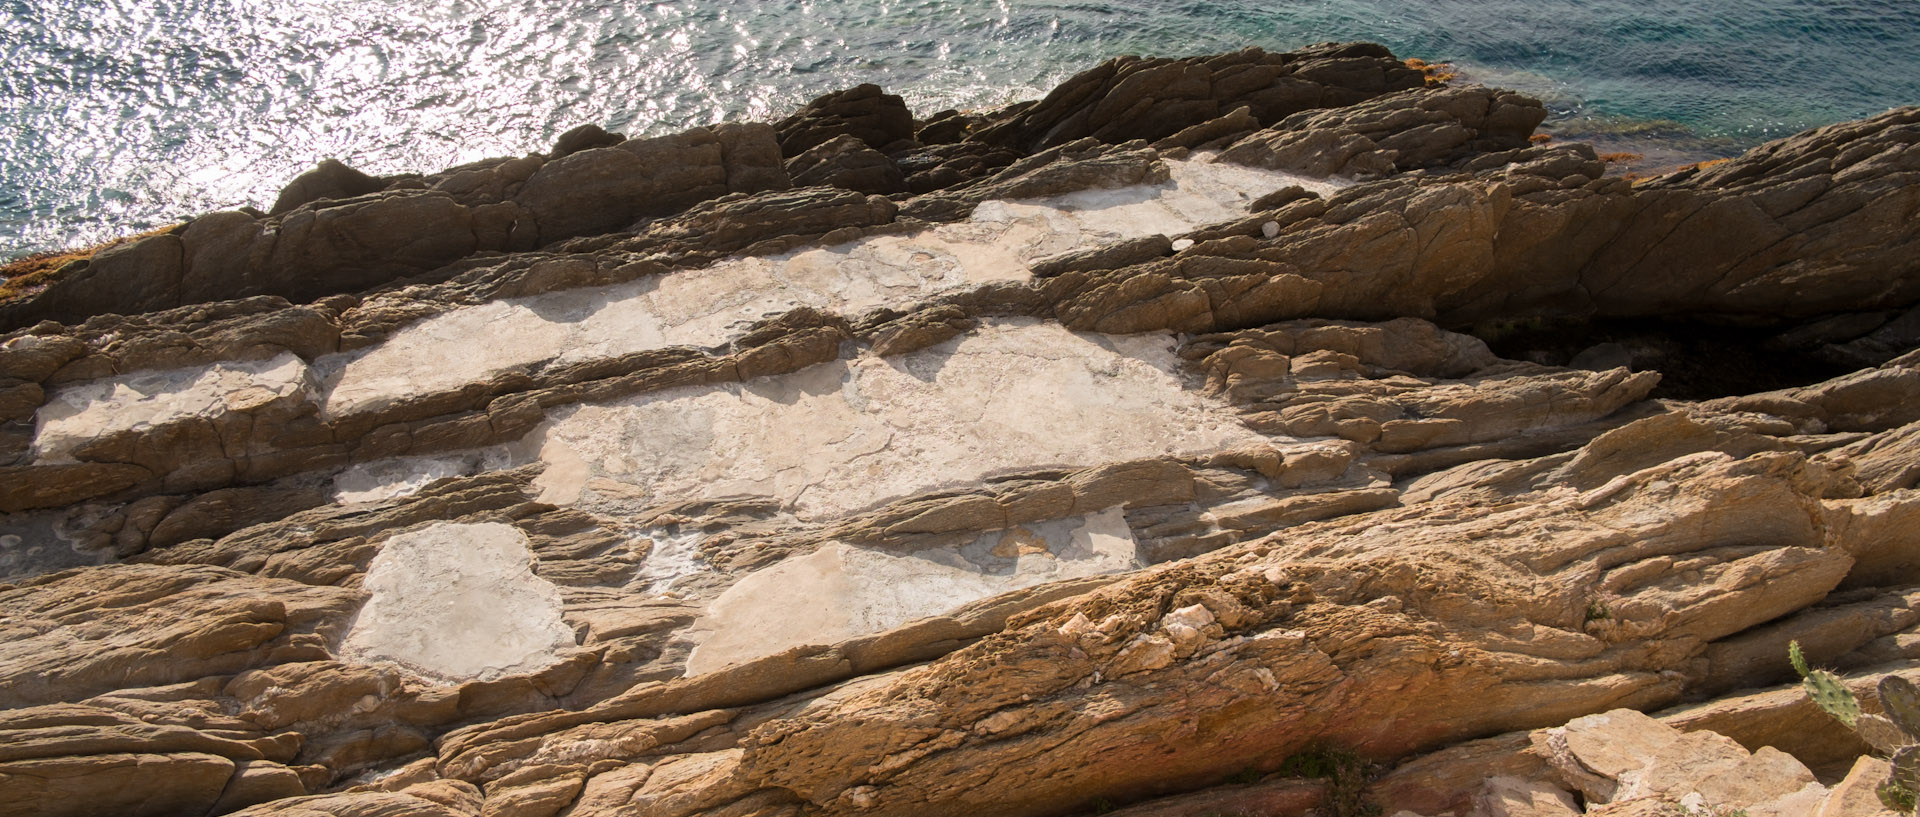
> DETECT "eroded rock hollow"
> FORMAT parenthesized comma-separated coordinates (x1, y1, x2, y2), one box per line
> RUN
(2, 41, 1918, 817)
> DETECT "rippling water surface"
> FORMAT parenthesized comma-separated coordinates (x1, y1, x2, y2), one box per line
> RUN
(3, 0, 1918, 258)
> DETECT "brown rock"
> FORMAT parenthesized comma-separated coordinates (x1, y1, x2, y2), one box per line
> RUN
(270, 159, 388, 216)
(1217, 86, 1546, 177)
(0, 334, 88, 383)
(786, 134, 908, 194)
(0, 461, 152, 512)
(772, 83, 916, 156)
(7, 234, 187, 327)
(902, 138, 1170, 223)
(148, 482, 333, 549)
(975, 43, 1426, 152)
(1817, 756, 1900, 817)
(0, 564, 357, 708)
(550, 123, 624, 158)
(1476, 776, 1581, 817)
(209, 760, 310, 814)
(516, 124, 789, 244)
(0, 751, 237, 817)
(227, 791, 476, 817)
(265, 191, 478, 302)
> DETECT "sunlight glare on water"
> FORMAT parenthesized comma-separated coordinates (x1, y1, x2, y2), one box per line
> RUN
(3, 0, 1917, 259)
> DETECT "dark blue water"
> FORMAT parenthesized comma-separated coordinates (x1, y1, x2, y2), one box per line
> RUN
(3, 0, 1917, 259)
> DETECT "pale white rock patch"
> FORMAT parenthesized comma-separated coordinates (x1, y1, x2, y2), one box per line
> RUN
(311, 158, 1332, 420)
(339, 522, 575, 682)
(33, 352, 311, 463)
(684, 507, 1142, 675)
(633, 527, 709, 594)
(21, 159, 1337, 454)
(330, 448, 516, 504)
(525, 318, 1272, 518)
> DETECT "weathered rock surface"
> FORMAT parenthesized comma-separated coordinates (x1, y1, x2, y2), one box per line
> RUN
(772, 83, 917, 157)
(974, 42, 1428, 152)
(2, 41, 1918, 817)
(1217, 85, 1547, 177)
(785, 134, 909, 194)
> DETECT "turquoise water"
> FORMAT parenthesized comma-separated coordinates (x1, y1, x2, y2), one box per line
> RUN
(3, 0, 1917, 259)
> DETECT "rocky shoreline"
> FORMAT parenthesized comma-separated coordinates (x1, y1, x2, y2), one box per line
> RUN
(1, 42, 1918, 817)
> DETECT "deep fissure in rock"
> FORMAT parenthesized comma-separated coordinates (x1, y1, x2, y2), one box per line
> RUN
(1475, 317, 1880, 400)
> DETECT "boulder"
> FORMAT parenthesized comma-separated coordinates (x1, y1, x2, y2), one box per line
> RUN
(772, 83, 917, 156)
(974, 42, 1427, 152)
(269, 159, 388, 216)
(550, 123, 625, 157)
(516, 123, 790, 244)
(1217, 86, 1547, 177)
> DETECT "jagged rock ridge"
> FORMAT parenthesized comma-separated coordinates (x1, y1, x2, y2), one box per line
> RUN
(0, 41, 1918, 817)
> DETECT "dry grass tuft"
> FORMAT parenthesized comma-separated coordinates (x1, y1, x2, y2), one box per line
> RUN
(0, 224, 180, 306)
(1405, 57, 1458, 86)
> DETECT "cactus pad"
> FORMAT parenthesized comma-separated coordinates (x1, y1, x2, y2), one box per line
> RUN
(1884, 745, 1920, 814)
(1790, 640, 1860, 729)
(1882, 676, 1920, 741)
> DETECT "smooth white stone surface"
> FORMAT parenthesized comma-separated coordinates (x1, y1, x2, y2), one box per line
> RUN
(684, 507, 1141, 675)
(33, 352, 311, 463)
(524, 318, 1269, 519)
(311, 159, 1333, 419)
(340, 522, 575, 682)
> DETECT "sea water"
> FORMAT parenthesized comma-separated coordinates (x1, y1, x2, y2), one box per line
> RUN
(3, 0, 1917, 259)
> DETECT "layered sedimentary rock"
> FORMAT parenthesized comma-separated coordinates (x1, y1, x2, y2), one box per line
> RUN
(2, 41, 1918, 817)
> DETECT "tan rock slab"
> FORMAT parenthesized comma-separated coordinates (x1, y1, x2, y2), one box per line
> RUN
(1476, 776, 1581, 817)
(1818, 756, 1901, 817)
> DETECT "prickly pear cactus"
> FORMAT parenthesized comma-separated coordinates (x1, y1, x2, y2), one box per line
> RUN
(1885, 746, 1920, 813)
(1789, 642, 1920, 814)
(1790, 640, 1860, 728)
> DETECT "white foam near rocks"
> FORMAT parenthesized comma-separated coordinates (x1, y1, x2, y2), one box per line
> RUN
(684, 507, 1141, 675)
(32, 352, 311, 463)
(311, 158, 1334, 420)
(524, 318, 1272, 519)
(339, 522, 575, 682)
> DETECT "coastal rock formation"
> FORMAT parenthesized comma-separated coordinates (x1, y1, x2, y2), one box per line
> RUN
(1, 41, 1918, 817)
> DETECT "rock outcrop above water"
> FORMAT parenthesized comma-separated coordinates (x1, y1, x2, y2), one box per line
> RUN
(2, 42, 1919, 817)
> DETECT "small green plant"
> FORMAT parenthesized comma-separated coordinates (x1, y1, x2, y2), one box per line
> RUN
(1089, 796, 1116, 815)
(1228, 767, 1263, 785)
(1681, 807, 1749, 817)
(1789, 640, 1920, 813)
(1585, 600, 1612, 621)
(1278, 745, 1382, 817)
